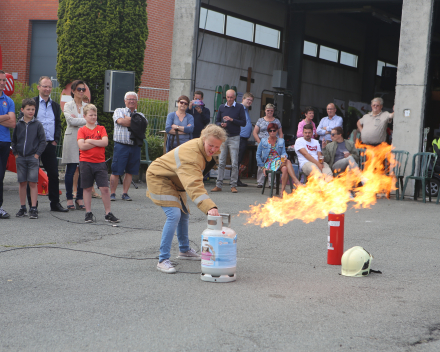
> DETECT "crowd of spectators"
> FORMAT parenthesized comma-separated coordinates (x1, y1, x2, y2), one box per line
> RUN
(0, 70, 391, 223)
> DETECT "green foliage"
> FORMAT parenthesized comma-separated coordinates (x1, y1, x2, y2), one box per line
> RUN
(56, 0, 149, 158)
(137, 97, 168, 133)
(144, 132, 164, 162)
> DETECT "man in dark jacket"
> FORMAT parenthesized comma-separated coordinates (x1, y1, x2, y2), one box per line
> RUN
(211, 89, 246, 193)
(186, 90, 210, 138)
(19, 76, 68, 212)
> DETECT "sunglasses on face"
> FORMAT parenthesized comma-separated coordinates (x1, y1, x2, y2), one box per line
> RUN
(179, 101, 188, 106)
(331, 133, 337, 136)
(76, 88, 86, 92)
(268, 129, 277, 132)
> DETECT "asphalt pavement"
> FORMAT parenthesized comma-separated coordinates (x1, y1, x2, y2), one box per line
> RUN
(1, 171, 440, 352)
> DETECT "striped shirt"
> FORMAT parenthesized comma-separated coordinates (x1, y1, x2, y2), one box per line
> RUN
(112, 107, 145, 145)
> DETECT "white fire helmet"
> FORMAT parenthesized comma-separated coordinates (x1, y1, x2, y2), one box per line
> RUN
(341, 246, 373, 277)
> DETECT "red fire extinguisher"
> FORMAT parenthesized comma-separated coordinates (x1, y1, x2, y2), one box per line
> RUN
(327, 212, 344, 265)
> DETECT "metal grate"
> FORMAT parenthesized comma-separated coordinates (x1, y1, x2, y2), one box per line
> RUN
(137, 87, 169, 136)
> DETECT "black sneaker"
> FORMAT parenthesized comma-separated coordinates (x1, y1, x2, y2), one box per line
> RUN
(105, 212, 120, 223)
(16, 207, 28, 217)
(0, 207, 10, 219)
(29, 208, 38, 219)
(85, 212, 94, 223)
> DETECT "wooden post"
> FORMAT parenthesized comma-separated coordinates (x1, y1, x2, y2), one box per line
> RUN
(246, 67, 252, 92)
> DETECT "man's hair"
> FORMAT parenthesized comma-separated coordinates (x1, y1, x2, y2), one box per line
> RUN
(83, 104, 97, 116)
(194, 90, 204, 98)
(304, 106, 314, 114)
(303, 123, 313, 132)
(332, 126, 343, 136)
(371, 97, 384, 106)
(22, 98, 36, 109)
(0, 70, 5, 75)
(200, 124, 227, 143)
(327, 103, 336, 109)
(125, 91, 138, 100)
(38, 76, 52, 85)
(226, 89, 236, 97)
(71, 80, 86, 98)
(242, 92, 254, 100)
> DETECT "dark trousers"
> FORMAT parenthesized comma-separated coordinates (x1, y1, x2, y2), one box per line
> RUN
(65, 163, 83, 200)
(0, 141, 11, 208)
(27, 142, 60, 207)
(238, 137, 248, 180)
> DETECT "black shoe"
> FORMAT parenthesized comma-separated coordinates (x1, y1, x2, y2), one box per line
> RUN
(0, 208, 10, 219)
(29, 208, 38, 219)
(237, 181, 248, 187)
(16, 207, 28, 217)
(85, 212, 94, 223)
(105, 212, 120, 223)
(50, 203, 69, 212)
(257, 184, 263, 188)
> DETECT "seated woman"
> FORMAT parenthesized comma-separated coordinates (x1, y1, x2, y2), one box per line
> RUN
(165, 95, 194, 152)
(256, 123, 301, 194)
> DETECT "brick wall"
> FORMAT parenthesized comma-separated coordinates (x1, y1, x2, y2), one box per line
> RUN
(0, 0, 174, 89)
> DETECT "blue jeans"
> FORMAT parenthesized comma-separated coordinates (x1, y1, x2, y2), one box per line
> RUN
(65, 163, 83, 200)
(159, 204, 190, 262)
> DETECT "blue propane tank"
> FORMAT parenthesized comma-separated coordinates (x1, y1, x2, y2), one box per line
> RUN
(201, 214, 237, 282)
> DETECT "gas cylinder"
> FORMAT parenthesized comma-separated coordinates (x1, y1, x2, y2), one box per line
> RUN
(201, 213, 237, 282)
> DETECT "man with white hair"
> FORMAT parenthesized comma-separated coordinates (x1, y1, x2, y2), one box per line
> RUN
(357, 97, 394, 146)
(110, 92, 147, 201)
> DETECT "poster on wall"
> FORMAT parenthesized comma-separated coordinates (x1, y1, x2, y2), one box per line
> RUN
(333, 99, 346, 117)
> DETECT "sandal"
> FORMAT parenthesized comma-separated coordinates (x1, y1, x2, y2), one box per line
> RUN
(92, 192, 102, 199)
(66, 200, 75, 210)
(75, 200, 86, 210)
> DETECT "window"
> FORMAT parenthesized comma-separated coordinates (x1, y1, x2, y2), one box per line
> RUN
(319, 45, 338, 63)
(377, 60, 397, 76)
(303, 39, 359, 69)
(199, 8, 225, 34)
(199, 6, 282, 50)
(226, 16, 254, 42)
(255, 24, 280, 49)
(340, 51, 358, 68)
(303, 40, 318, 57)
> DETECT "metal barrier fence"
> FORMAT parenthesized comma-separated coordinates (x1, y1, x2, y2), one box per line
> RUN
(137, 87, 169, 136)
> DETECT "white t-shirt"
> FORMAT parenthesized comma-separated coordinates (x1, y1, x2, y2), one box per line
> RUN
(294, 137, 321, 169)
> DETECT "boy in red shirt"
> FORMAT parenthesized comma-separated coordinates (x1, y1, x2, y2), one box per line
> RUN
(77, 104, 119, 223)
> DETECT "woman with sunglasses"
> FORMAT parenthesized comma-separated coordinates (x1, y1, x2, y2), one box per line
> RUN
(253, 103, 283, 188)
(165, 95, 194, 152)
(61, 80, 88, 210)
(256, 123, 301, 195)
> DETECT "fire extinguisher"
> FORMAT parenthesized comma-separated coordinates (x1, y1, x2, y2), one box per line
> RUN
(327, 212, 344, 265)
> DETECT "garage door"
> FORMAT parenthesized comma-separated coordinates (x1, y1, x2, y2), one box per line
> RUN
(29, 21, 58, 85)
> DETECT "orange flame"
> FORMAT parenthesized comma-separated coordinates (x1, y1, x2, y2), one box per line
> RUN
(240, 142, 397, 227)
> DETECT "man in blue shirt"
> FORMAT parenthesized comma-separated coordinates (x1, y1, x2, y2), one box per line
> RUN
(0, 70, 17, 219)
(316, 103, 343, 145)
(211, 89, 246, 193)
(186, 90, 210, 138)
(237, 92, 254, 187)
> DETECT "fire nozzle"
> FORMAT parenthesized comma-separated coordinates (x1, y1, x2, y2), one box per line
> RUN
(327, 212, 345, 265)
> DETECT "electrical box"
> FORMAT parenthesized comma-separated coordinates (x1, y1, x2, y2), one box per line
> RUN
(103, 70, 135, 112)
(272, 70, 288, 89)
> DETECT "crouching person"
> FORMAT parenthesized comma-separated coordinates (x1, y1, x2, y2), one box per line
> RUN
(77, 104, 119, 223)
(147, 124, 226, 273)
(12, 98, 46, 219)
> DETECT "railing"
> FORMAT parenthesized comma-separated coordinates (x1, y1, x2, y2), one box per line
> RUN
(137, 87, 169, 136)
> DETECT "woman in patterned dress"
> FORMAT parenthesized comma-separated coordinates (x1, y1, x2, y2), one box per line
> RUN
(256, 123, 301, 195)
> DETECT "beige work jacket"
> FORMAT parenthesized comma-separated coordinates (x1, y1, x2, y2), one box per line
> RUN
(146, 138, 218, 214)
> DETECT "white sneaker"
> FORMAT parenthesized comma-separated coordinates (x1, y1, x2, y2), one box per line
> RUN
(157, 259, 176, 273)
(177, 248, 201, 260)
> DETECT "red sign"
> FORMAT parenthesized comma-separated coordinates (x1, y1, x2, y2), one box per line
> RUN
(4, 73, 14, 96)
